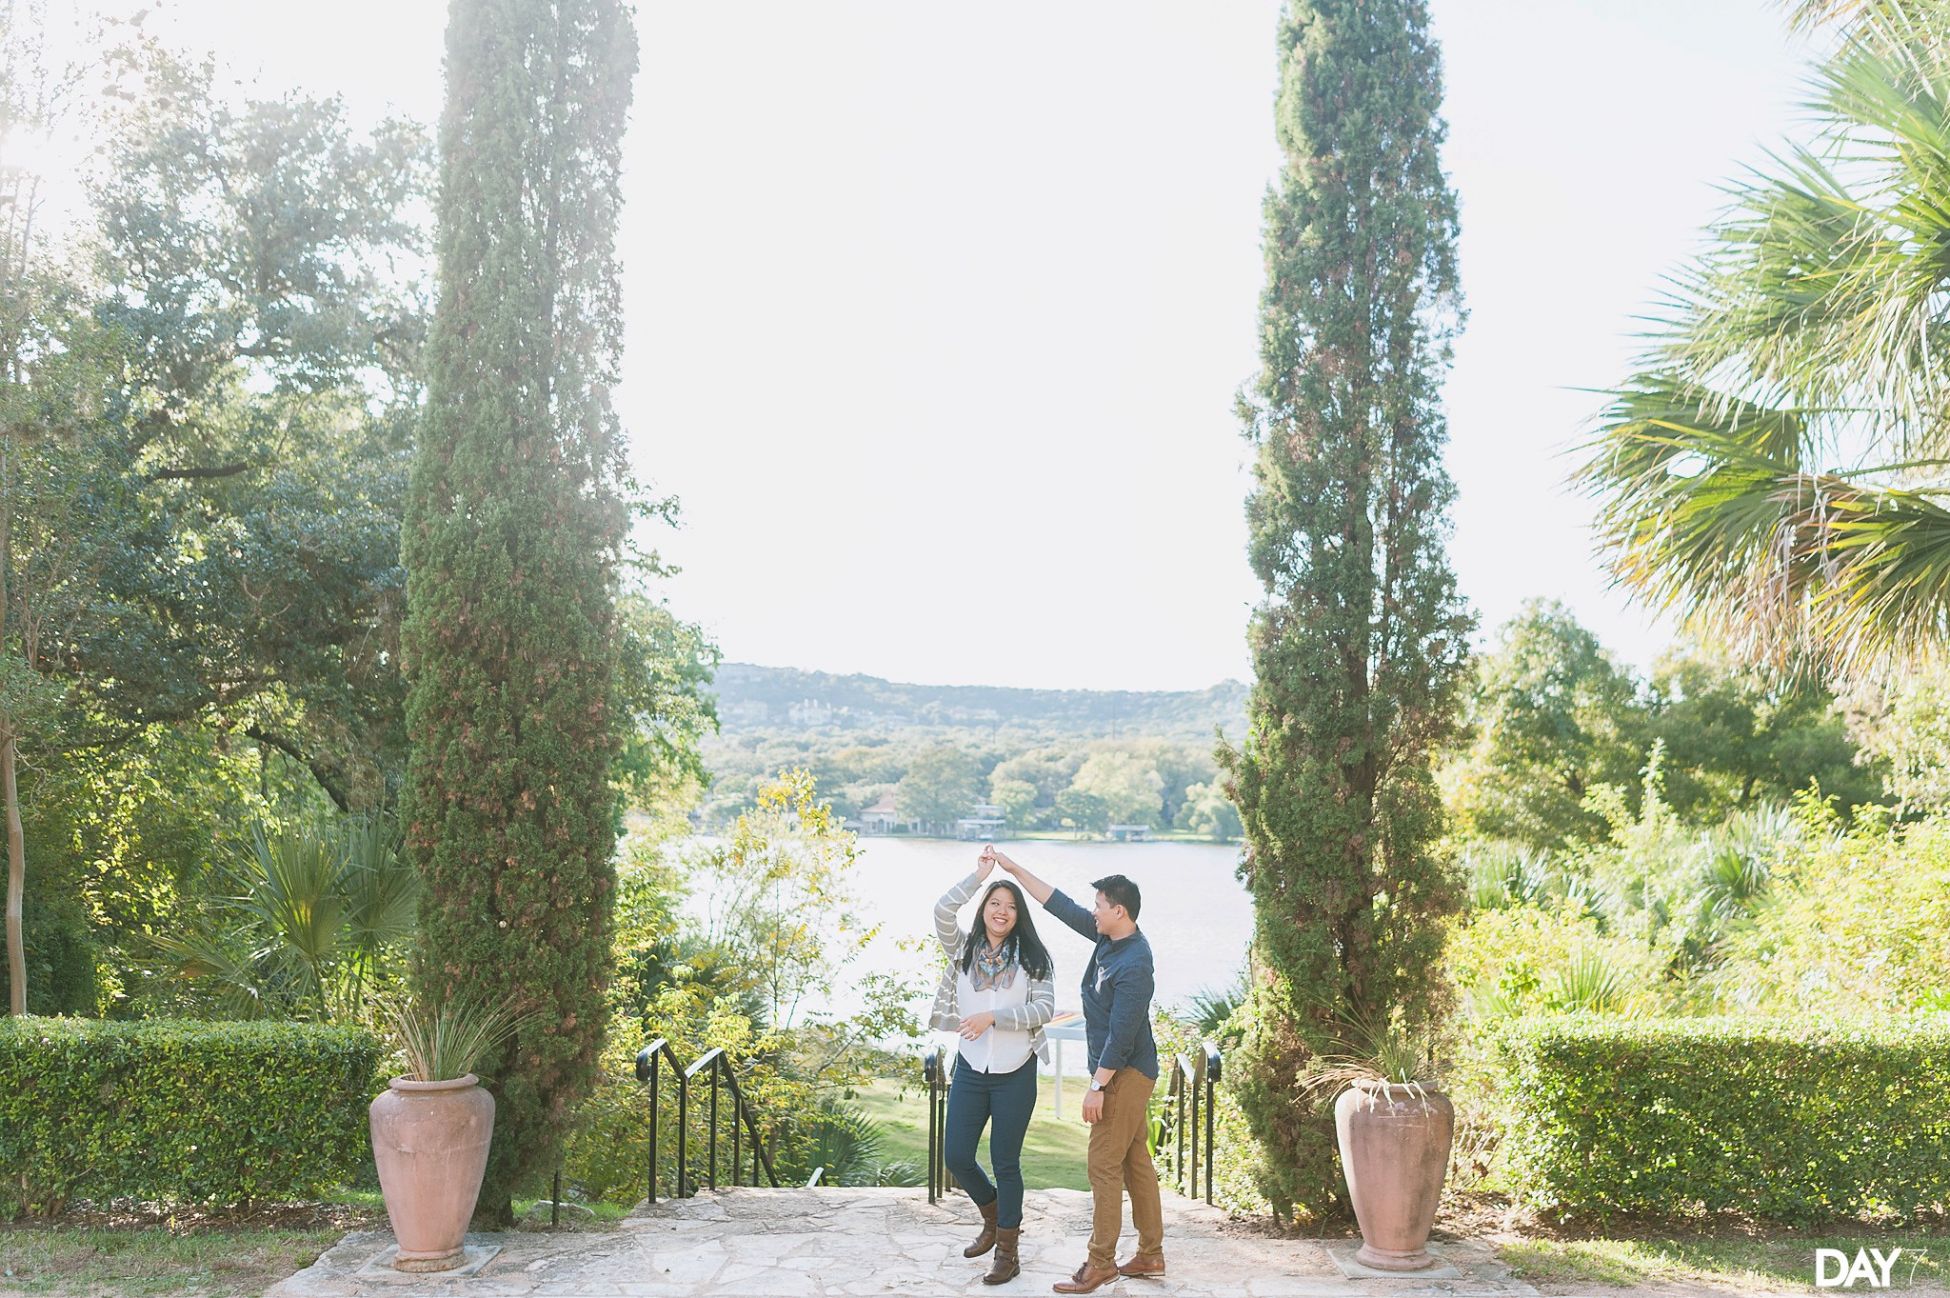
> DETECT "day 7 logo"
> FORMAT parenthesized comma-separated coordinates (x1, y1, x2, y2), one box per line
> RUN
(1816, 1247, 1923, 1289)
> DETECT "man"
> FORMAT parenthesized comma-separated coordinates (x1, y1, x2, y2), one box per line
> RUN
(984, 845, 1163, 1294)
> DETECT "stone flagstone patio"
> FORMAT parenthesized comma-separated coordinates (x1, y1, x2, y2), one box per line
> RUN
(267, 1186, 1540, 1297)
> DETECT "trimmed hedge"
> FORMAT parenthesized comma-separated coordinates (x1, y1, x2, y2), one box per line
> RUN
(1496, 1014, 1950, 1224)
(0, 1017, 381, 1217)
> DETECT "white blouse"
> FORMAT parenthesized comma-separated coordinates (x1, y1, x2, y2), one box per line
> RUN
(956, 963, 1034, 1074)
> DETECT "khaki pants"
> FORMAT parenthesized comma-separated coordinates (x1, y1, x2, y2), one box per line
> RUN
(1085, 1067, 1163, 1269)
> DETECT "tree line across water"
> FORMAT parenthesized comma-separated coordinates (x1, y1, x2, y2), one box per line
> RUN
(700, 616, 1888, 845)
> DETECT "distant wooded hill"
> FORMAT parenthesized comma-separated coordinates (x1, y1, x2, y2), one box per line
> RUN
(709, 663, 1250, 739)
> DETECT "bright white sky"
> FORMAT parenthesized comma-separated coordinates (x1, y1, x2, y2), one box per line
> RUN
(74, 1, 1812, 691)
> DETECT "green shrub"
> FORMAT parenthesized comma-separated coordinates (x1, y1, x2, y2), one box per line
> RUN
(1153, 1013, 1269, 1218)
(1713, 807, 1950, 1014)
(1447, 906, 1666, 1021)
(0, 1017, 380, 1217)
(1496, 1015, 1950, 1224)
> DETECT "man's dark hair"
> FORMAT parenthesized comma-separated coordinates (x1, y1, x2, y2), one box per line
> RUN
(1091, 874, 1141, 922)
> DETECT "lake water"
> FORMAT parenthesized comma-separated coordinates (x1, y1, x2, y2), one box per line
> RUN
(807, 837, 1255, 1069)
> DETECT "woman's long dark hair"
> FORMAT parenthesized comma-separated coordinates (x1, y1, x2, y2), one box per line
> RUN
(959, 879, 1053, 983)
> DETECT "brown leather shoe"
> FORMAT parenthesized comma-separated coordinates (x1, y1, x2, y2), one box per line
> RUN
(964, 1198, 999, 1258)
(983, 1227, 1020, 1285)
(1052, 1261, 1121, 1294)
(1117, 1252, 1166, 1278)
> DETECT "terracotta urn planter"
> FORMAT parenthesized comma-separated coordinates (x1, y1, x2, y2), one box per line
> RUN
(369, 1073, 496, 1272)
(1333, 1078, 1454, 1271)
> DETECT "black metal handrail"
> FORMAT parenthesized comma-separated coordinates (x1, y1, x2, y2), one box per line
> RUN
(924, 1044, 951, 1204)
(635, 1037, 781, 1202)
(1157, 1040, 1221, 1204)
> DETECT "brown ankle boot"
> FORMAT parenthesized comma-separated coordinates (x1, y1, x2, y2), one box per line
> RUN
(983, 1227, 1020, 1285)
(963, 1198, 998, 1258)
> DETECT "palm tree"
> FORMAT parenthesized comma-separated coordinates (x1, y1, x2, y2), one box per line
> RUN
(1578, 0, 1950, 675)
(151, 815, 418, 1020)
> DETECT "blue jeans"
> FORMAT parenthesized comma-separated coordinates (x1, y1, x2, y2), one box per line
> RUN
(944, 1056, 1037, 1229)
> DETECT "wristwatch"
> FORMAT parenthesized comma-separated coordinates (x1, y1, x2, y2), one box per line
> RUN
(1089, 1078, 1106, 1092)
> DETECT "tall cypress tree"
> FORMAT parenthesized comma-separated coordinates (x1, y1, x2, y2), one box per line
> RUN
(1220, 0, 1472, 1220)
(402, 0, 636, 1221)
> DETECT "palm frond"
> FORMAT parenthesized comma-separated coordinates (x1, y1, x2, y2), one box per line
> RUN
(806, 1097, 887, 1187)
(338, 814, 418, 958)
(1781, 0, 1944, 39)
(1544, 951, 1634, 1014)
(1464, 841, 1556, 910)
(1580, 376, 1950, 673)
(145, 927, 296, 1019)
(1781, 0, 1873, 30)
(1183, 971, 1247, 1038)
(1584, 1, 1950, 671)
(234, 823, 349, 983)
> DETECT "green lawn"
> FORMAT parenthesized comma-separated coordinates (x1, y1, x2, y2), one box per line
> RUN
(853, 1077, 1094, 1191)
(0, 1194, 620, 1297)
(1497, 1231, 1950, 1292)
(0, 1223, 350, 1297)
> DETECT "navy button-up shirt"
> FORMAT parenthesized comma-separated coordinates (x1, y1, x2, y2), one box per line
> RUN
(1044, 889, 1159, 1081)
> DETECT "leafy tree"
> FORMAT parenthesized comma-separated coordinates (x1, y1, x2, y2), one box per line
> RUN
(1577, 1, 1950, 675)
(1446, 601, 1646, 849)
(1068, 749, 1165, 827)
(1054, 788, 1109, 836)
(0, 34, 430, 1012)
(1175, 782, 1242, 842)
(1147, 739, 1220, 828)
(684, 771, 873, 1031)
(1219, 0, 1473, 1219)
(990, 747, 1081, 803)
(0, 3, 145, 1013)
(67, 46, 431, 810)
(612, 594, 718, 829)
(894, 743, 978, 832)
(989, 777, 1041, 831)
(1646, 645, 1881, 820)
(403, 0, 637, 1222)
(11, 720, 302, 1015)
(0, 295, 115, 1014)
(1844, 663, 1950, 814)
(985, 746, 1081, 830)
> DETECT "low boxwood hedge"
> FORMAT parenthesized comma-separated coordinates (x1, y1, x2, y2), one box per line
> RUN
(1495, 1014, 1950, 1224)
(0, 1017, 381, 1217)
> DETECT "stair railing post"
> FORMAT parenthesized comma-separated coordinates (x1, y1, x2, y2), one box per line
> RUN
(926, 1047, 937, 1204)
(708, 1055, 720, 1191)
(1203, 1041, 1221, 1205)
(677, 1062, 689, 1197)
(1177, 1044, 1193, 1200)
(1175, 1061, 1187, 1194)
(636, 1043, 663, 1205)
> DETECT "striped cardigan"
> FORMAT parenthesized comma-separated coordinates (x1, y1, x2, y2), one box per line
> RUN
(930, 870, 1056, 1064)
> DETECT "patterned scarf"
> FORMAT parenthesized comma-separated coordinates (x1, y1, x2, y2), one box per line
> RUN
(970, 938, 1019, 992)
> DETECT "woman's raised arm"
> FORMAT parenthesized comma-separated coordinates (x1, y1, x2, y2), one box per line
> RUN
(932, 852, 994, 953)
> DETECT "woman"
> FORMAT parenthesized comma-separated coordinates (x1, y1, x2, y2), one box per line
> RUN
(929, 845, 1056, 1285)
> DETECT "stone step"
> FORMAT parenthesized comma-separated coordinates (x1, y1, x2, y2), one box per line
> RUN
(269, 1186, 1540, 1297)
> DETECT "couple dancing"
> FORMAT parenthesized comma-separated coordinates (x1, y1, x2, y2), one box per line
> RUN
(929, 844, 1163, 1292)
